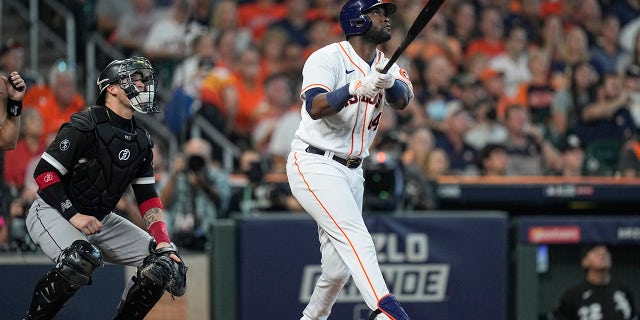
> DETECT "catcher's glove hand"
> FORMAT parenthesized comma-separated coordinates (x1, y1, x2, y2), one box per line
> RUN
(139, 243, 188, 298)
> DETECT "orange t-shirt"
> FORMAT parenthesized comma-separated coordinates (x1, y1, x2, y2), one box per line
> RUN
(237, 3, 287, 41)
(23, 85, 86, 139)
(465, 39, 505, 62)
(232, 76, 265, 135)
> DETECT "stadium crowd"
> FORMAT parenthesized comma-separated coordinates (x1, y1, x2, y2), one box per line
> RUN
(2, 0, 640, 251)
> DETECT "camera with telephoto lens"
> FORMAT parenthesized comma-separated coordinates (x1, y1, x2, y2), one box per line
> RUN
(186, 155, 206, 173)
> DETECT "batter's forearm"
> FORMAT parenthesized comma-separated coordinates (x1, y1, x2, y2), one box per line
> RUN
(0, 116, 19, 150)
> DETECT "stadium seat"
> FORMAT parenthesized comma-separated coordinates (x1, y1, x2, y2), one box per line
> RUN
(583, 139, 623, 176)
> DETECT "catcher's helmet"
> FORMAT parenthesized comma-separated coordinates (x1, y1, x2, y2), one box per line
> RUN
(96, 56, 158, 113)
(339, 0, 397, 36)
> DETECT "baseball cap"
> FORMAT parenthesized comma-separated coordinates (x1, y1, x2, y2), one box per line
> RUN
(580, 244, 609, 260)
(626, 64, 640, 78)
(479, 68, 504, 83)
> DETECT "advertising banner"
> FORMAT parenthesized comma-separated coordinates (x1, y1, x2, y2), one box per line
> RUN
(517, 215, 640, 245)
(238, 212, 508, 320)
(0, 263, 124, 319)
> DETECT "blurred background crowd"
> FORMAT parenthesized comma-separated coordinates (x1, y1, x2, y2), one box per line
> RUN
(2, 0, 640, 252)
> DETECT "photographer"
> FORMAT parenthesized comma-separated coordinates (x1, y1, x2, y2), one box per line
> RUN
(159, 138, 230, 251)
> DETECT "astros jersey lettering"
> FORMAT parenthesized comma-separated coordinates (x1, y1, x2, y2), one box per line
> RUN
(292, 41, 412, 158)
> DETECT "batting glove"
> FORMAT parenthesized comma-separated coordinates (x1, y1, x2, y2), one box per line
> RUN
(372, 67, 395, 89)
(349, 75, 380, 99)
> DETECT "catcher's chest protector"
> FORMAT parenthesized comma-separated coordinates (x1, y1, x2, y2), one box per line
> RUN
(67, 106, 152, 219)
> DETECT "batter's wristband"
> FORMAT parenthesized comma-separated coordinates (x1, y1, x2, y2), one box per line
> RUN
(7, 98, 22, 117)
(149, 221, 171, 244)
(326, 84, 351, 112)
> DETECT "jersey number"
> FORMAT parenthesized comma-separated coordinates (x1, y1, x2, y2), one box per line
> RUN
(368, 113, 382, 131)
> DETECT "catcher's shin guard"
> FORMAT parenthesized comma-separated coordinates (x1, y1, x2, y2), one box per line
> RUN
(112, 274, 165, 320)
(369, 294, 410, 320)
(26, 240, 103, 320)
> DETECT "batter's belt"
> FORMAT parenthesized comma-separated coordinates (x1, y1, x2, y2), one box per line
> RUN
(305, 145, 362, 169)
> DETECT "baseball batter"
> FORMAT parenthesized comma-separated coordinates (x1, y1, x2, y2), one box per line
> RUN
(23, 56, 186, 319)
(286, 1, 414, 319)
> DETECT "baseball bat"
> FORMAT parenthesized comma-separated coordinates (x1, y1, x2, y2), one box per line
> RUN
(380, 0, 446, 73)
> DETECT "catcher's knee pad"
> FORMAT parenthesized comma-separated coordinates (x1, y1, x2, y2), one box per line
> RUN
(26, 240, 103, 319)
(369, 294, 410, 320)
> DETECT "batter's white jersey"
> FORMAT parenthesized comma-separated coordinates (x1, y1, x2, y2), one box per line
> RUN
(291, 40, 413, 159)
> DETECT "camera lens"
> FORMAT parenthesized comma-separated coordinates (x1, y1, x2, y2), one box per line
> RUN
(187, 155, 205, 172)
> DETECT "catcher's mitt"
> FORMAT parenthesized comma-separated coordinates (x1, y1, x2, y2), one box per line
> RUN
(139, 244, 188, 298)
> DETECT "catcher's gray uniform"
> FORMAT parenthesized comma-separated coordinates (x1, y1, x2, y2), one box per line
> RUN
(27, 196, 152, 266)
(23, 57, 186, 320)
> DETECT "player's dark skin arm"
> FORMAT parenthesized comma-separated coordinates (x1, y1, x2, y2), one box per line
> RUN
(308, 94, 339, 120)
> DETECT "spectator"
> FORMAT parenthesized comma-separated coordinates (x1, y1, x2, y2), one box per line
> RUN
(113, 0, 165, 57)
(522, 49, 556, 139)
(143, 0, 207, 86)
(619, 17, 640, 56)
(23, 60, 86, 141)
(617, 28, 640, 75)
(578, 71, 636, 148)
(464, 98, 508, 150)
(158, 138, 230, 251)
(607, 0, 640, 27)
(405, 12, 463, 68)
(465, 7, 506, 63)
(420, 55, 456, 132)
(0, 39, 43, 89)
(209, 0, 252, 54)
(550, 61, 600, 141)
(555, 26, 593, 76)
(230, 47, 266, 148)
(589, 14, 626, 75)
(480, 67, 526, 120)
(423, 148, 451, 181)
(626, 64, 640, 127)
(171, 31, 217, 97)
(573, 0, 602, 47)
(447, 1, 477, 52)
(551, 245, 637, 320)
(539, 15, 566, 90)
(257, 28, 290, 79)
(3, 108, 45, 193)
(94, 0, 133, 39)
(478, 143, 508, 177)
(618, 131, 640, 177)
(502, 103, 562, 175)
(504, 0, 543, 45)
(251, 73, 298, 155)
(269, 0, 313, 47)
(434, 101, 479, 175)
(303, 18, 338, 60)
(488, 24, 532, 97)
(237, 0, 287, 42)
(401, 127, 435, 172)
(556, 133, 585, 177)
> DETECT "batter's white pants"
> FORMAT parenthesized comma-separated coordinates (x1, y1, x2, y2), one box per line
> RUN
(287, 151, 390, 320)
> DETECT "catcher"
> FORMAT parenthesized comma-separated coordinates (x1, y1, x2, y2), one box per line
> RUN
(23, 56, 187, 319)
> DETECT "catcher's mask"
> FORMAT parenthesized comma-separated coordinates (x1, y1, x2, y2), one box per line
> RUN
(96, 56, 158, 114)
